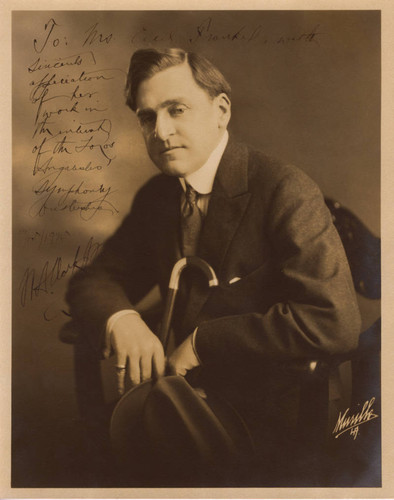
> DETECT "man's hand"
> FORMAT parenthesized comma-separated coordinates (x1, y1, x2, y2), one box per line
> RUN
(167, 334, 200, 376)
(109, 313, 165, 395)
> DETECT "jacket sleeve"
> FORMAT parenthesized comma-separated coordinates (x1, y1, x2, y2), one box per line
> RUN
(194, 169, 361, 371)
(65, 184, 158, 350)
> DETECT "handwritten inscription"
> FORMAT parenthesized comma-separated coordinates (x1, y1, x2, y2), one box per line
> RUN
(33, 18, 66, 54)
(27, 18, 121, 221)
(19, 229, 71, 248)
(33, 18, 113, 54)
(129, 17, 325, 47)
(332, 398, 379, 440)
(189, 17, 265, 44)
(29, 171, 117, 220)
(83, 22, 113, 47)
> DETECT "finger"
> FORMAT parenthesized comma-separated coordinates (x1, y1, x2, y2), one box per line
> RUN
(152, 349, 165, 379)
(115, 353, 127, 395)
(115, 349, 127, 369)
(129, 357, 141, 386)
(116, 366, 126, 396)
(140, 355, 152, 383)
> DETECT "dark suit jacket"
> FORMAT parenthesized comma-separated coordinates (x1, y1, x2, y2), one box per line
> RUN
(66, 138, 361, 443)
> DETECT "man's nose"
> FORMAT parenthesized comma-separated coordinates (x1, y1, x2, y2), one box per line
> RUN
(154, 112, 175, 141)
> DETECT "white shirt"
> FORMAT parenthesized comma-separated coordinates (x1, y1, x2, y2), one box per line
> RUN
(179, 129, 229, 215)
(104, 130, 229, 357)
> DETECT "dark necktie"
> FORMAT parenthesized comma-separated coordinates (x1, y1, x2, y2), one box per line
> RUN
(181, 182, 203, 256)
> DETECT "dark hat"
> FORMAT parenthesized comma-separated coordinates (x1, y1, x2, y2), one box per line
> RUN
(110, 375, 255, 487)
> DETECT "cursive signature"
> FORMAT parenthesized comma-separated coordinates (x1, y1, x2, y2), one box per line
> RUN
(332, 398, 379, 440)
(18, 236, 102, 307)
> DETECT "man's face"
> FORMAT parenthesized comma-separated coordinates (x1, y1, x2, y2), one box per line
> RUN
(135, 63, 230, 177)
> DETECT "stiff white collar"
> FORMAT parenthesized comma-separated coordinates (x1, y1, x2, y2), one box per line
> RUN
(179, 130, 229, 194)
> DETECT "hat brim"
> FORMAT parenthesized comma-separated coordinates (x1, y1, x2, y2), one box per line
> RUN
(110, 376, 255, 485)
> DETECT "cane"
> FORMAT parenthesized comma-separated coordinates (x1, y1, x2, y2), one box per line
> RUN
(159, 256, 219, 353)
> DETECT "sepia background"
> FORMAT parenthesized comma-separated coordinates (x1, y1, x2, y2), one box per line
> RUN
(12, 10, 380, 487)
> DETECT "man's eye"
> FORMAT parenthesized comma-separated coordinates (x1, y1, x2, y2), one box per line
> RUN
(169, 105, 187, 117)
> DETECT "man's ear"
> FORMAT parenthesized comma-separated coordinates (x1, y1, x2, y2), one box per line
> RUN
(215, 93, 231, 129)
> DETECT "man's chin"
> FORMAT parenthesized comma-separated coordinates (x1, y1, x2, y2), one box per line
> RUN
(154, 159, 192, 178)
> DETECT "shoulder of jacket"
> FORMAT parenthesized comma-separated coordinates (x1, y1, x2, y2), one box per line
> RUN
(134, 173, 180, 201)
(245, 145, 319, 192)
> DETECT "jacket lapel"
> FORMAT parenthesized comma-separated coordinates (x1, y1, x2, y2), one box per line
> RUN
(156, 177, 183, 280)
(182, 139, 251, 333)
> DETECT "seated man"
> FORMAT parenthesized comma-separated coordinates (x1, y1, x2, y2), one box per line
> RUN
(66, 48, 361, 486)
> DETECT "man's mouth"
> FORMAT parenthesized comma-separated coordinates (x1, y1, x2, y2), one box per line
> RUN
(160, 146, 184, 154)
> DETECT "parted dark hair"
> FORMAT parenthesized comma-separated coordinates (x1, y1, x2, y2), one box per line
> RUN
(125, 48, 231, 111)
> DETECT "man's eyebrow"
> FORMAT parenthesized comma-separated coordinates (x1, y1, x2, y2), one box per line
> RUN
(136, 98, 188, 116)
